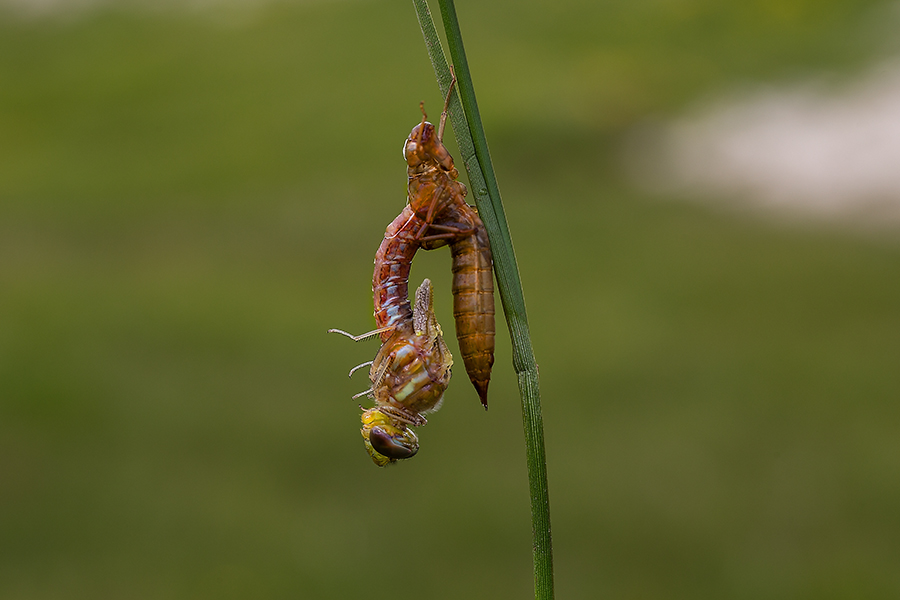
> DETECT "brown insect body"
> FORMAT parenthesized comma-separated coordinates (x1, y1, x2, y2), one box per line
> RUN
(336, 112, 495, 465)
(372, 204, 423, 340)
(372, 122, 464, 339)
(403, 121, 495, 407)
(448, 210, 494, 405)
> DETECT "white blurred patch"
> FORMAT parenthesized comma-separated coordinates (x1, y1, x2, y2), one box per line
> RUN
(626, 61, 900, 226)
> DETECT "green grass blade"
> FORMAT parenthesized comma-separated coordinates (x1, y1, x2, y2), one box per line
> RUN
(413, 2, 555, 598)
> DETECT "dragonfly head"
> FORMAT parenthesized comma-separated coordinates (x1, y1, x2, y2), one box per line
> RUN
(361, 408, 419, 466)
(403, 121, 435, 167)
(404, 122, 457, 176)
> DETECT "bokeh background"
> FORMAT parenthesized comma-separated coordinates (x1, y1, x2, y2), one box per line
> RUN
(2, 1, 899, 598)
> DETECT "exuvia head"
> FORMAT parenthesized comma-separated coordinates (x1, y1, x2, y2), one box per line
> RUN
(403, 120, 436, 167)
(402, 105, 457, 174)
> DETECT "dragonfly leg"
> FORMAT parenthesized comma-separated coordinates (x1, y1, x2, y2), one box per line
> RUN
(422, 221, 475, 237)
(352, 388, 374, 400)
(348, 360, 374, 378)
(413, 196, 461, 241)
(438, 65, 457, 141)
(418, 222, 476, 247)
(369, 353, 395, 391)
(380, 405, 427, 427)
(328, 326, 394, 342)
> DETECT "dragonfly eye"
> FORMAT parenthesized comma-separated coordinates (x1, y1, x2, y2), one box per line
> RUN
(369, 426, 419, 460)
(403, 138, 414, 160)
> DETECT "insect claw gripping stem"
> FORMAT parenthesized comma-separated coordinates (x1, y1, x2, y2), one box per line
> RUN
(438, 65, 457, 142)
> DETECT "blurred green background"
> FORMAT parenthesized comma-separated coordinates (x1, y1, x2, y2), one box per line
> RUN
(2, 0, 899, 598)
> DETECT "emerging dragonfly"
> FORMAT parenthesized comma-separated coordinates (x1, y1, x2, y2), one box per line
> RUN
(330, 83, 495, 465)
(332, 279, 452, 466)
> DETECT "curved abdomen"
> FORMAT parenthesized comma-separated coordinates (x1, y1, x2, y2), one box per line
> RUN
(372, 205, 419, 341)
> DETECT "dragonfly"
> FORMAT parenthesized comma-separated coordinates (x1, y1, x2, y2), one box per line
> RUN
(329, 82, 495, 464)
(332, 279, 452, 466)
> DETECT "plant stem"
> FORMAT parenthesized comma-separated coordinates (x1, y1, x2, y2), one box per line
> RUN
(413, 2, 555, 598)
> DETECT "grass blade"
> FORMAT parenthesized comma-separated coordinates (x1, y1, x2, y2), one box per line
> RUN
(413, 2, 555, 598)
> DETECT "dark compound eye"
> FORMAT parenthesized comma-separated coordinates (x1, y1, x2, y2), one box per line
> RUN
(420, 122, 434, 142)
(369, 427, 418, 460)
